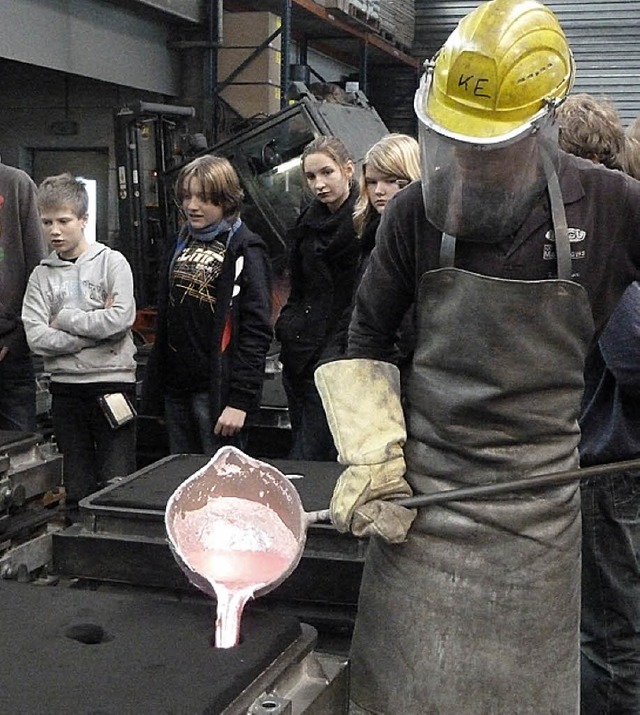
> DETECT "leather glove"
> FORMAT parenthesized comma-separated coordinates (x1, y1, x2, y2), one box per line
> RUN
(352, 499, 417, 544)
(315, 359, 417, 542)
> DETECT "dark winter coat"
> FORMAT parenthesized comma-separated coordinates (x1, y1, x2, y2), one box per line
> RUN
(334, 211, 416, 365)
(142, 221, 273, 421)
(275, 188, 359, 378)
(330, 213, 379, 358)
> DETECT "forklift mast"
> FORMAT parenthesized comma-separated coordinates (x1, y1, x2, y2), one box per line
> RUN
(114, 101, 198, 310)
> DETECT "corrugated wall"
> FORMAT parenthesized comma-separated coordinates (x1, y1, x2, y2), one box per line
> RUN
(414, 0, 640, 127)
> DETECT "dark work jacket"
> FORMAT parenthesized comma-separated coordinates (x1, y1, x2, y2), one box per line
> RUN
(580, 281, 640, 466)
(331, 214, 380, 357)
(275, 188, 359, 379)
(334, 212, 416, 366)
(142, 221, 273, 421)
(349, 151, 640, 361)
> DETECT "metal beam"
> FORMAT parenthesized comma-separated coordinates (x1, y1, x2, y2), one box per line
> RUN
(281, 0, 293, 108)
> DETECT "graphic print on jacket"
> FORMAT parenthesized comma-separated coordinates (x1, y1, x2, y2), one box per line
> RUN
(172, 239, 226, 312)
(166, 238, 227, 391)
(46, 277, 107, 316)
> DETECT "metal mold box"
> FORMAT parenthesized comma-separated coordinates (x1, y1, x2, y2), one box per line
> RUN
(52, 454, 366, 608)
(0, 429, 62, 505)
(0, 580, 348, 714)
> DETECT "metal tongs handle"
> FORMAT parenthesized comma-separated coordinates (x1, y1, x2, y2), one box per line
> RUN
(306, 509, 332, 524)
(305, 457, 640, 525)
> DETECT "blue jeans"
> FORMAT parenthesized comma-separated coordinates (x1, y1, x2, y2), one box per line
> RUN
(52, 392, 136, 503)
(282, 369, 337, 461)
(0, 352, 37, 431)
(164, 392, 247, 457)
(581, 471, 640, 714)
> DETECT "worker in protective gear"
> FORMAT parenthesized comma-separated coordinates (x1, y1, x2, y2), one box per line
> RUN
(314, 1, 640, 713)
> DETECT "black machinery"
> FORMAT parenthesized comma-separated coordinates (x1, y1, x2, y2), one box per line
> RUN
(114, 85, 389, 308)
(0, 579, 348, 714)
(113, 100, 199, 310)
(53, 454, 365, 622)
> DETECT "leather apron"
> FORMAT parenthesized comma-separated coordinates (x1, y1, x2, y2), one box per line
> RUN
(349, 170, 595, 714)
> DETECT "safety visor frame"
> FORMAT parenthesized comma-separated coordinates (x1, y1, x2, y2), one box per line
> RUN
(413, 56, 569, 151)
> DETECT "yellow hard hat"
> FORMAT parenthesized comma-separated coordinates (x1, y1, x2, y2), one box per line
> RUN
(415, 0, 574, 144)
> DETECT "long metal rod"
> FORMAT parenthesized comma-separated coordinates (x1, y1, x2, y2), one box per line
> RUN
(398, 457, 640, 508)
(307, 457, 640, 524)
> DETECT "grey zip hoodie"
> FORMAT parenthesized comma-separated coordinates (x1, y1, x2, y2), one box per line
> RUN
(22, 242, 137, 383)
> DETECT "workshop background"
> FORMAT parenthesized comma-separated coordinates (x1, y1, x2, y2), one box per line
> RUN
(0, 2, 639, 713)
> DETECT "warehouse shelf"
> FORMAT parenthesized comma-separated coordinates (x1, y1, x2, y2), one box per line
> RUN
(225, 0, 420, 70)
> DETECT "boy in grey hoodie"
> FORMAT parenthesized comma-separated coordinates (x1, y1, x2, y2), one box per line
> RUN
(22, 174, 137, 511)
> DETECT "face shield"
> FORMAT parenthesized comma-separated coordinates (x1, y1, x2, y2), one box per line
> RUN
(414, 69, 561, 242)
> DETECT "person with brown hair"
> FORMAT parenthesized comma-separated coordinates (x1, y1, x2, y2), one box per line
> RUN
(556, 92, 626, 169)
(275, 135, 358, 460)
(627, 114, 640, 144)
(622, 135, 640, 180)
(143, 154, 272, 456)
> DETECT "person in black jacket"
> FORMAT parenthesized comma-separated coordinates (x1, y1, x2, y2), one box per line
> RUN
(353, 133, 420, 262)
(557, 92, 640, 715)
(275, 136, 358, 461)
(143, 155, 272, 456)
(0, 162, 48, 432)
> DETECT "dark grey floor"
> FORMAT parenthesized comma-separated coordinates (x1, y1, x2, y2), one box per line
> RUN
(1, 579, 306, 714)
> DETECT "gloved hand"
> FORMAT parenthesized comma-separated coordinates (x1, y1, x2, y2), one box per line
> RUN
(330, 462, 415, 542)
(352, 499, 417, 544)
(314, 359, 417, 543)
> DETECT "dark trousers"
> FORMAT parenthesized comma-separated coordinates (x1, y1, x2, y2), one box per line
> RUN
(164, 392, 247, 457)
(581, 471, 640, 714)
(52, 392, 136, 503)
(282, 368, 337, 462)
(0, 352, 37, 431)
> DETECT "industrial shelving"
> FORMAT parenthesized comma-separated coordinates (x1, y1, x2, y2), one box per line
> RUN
(224, 0, 420, 102)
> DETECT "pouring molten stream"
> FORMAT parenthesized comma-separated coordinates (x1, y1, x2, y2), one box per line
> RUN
(165, 447, 304, 648)
(172, 496, 298, 647)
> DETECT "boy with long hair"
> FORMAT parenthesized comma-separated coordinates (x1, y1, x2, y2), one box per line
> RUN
(143, 155, 272, 455)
